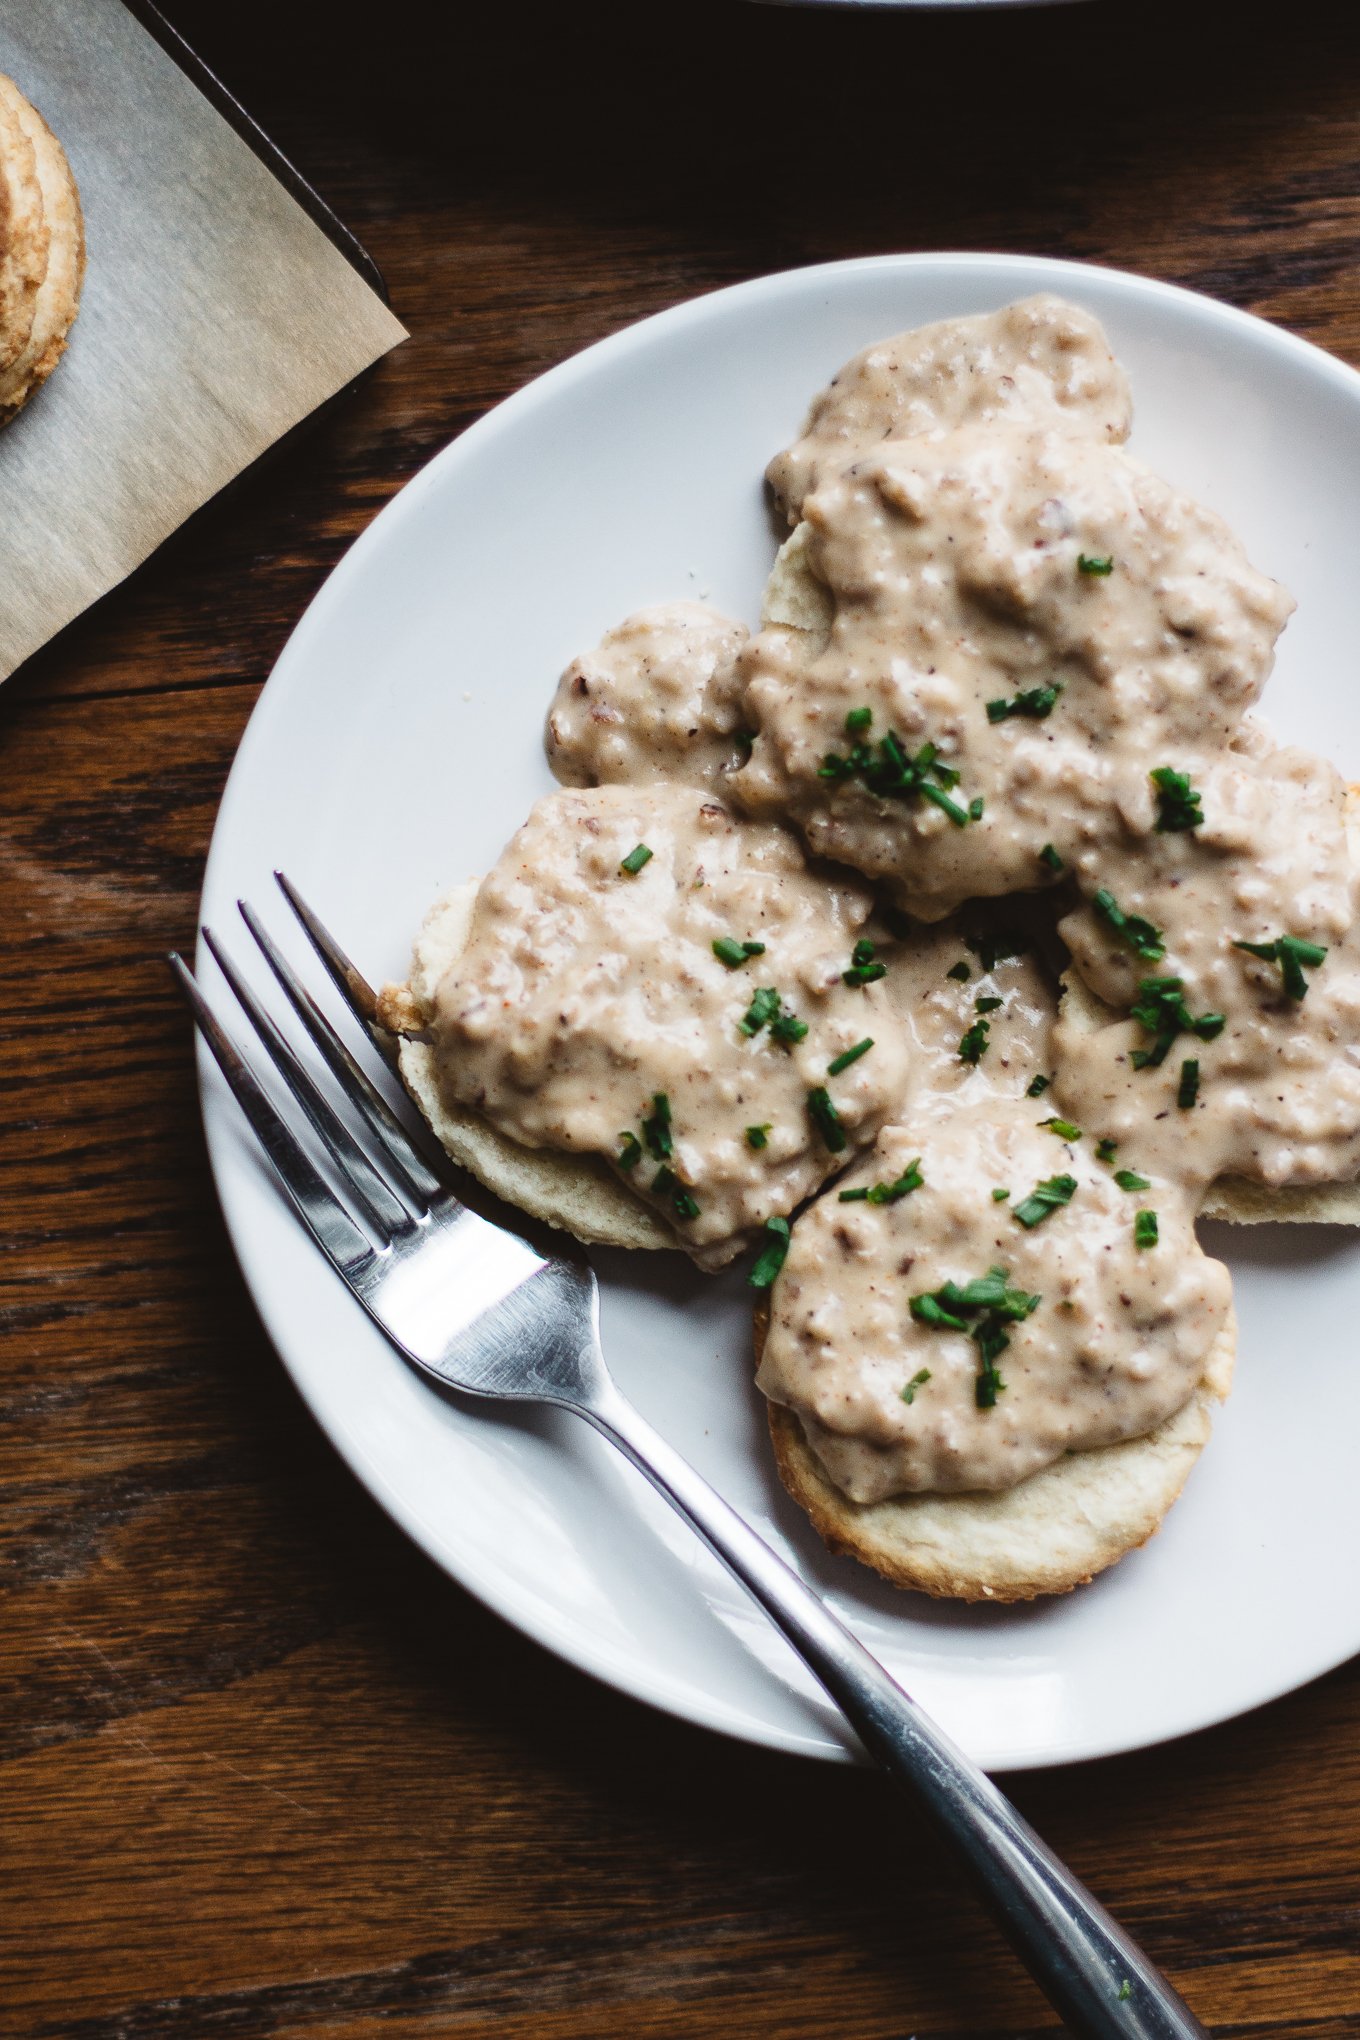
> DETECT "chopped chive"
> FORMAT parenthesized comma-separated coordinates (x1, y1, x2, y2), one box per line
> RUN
(641, 1093, 672, 1161)
(910, 1265, 1040, 1411)
(1039, 1116, 1082, 1142)
(1114, 1169, 1151, 1192)
(650, 1164, 699, 1220)
(713, 935, 766, 968)
(1129, 976, 1224, 1069)
(840, 1162, 925, 1206)
(958, 1018, 991, 1064)
(843, 937, 888, 987)
(992, 1187, 1010, 1202)
(651, 1167, 701, 1220)
(1026, 1074, 1051, 1098)
(1134, 1209, 1159, 1249)
(969, 796, 985, 821)
(975, 995, 1004, 1015)
(616, 1131, 643, 1172)
(1177, 1058, 1200, 1110)
(807, 1087, 847, 1152)
(1039, 842, 1065, 873)
(740, 986, 781, 1037)
(1234, 933, 1328, 1001)
(745, 1123, 771, 1150)
(986, 684, 1062, 722)
(619, 843, 652, 876)
(828, 1038, 874, 1076)
(866, 1160, 923, 1204)
(1150, 765, 1204, 833)
(1096, 1137, 1118, 1163)
(1092, 886, 1165, 962)
(965, 929, 1025, 971)
(947, 960, 971, 982)
(900, 1368, 932, 1406)
(748, 1216, 791, 1289)
(771, 1010, 809, 1046)
(817, 722, 978, 825)
(1013, 1174, 1077, 1229)
(1078, 553, 1114, 575)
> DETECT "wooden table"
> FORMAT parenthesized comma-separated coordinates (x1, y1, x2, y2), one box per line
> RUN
(4, 3, 1359, 2032)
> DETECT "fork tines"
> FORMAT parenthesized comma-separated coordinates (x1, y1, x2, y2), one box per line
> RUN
(170, 874, 448, 1270)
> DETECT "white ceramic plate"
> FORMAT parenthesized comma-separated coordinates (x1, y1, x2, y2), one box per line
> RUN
(199, 253, 1360, 1770)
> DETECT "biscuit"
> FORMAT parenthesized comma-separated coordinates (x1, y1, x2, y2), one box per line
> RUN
(0, 76, 84, 419)
(0, 79, 46, 381)
(756, 1297, 1236, 1602)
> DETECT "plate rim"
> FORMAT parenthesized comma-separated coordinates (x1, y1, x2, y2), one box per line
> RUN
(198, 249, 1360, 1770)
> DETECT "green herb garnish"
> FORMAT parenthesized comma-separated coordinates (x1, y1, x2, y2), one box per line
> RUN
(965, 929, 1025, 971)
(817, 724, 975, 828)
(807, 1087, 847, 1152)
(1114, 1169, 1150, 1192)
(1026, 1074, 1051, 1098)
(1078, 553, 1114, 575)
(1151, 766, 1204, 833)
(1129, 977, 1225, 1069)
(1013, 1174, 1078, 1229)
(1178, 1058, 1200, 1110)
(1134, 1209, 1159, 1249)
(845, 705, 873, 735)
(1039, 843, 1065, 874)
(771, 1010, 809, 1047)
(901, 1368, 932, 1406)
(651, 1165, 700, 1221)
(910, 1265, 1041, 1410)
(1092, 887, 1166, 962)
(641, 1092, 673, 1161)
(1233, 933, 1328, 1001)
(992, 1187, 1010, 1202)
(947, 960, 971, 982)
(958, 1018, 992, 1065)
(986, 684, 1062, 723)
(1096, 1137, 1118, 1163)
(616, 1132, 642, 1172)
(713, 935, 766, 969)
(827, 1038, 873, 1076)
(975, 995, 1003, 1015)
(969, 795, 985, 821)
(619, 843, 653, 876)
(1039, 1117, 1082, 1142)
(739, 986, 781, 1037)
(745, 1124, 771, 1150)
(748, 1217, 791, 1289)
(843, 936, 887, 987)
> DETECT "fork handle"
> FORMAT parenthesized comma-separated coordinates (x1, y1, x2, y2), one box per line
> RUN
(582, 1378, 1207, 2040)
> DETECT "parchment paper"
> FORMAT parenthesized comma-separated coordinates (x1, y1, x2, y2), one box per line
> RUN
(0, 0, 407, 680)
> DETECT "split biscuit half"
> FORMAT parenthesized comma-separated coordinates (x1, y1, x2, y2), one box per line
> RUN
(0, 74, 83, 421)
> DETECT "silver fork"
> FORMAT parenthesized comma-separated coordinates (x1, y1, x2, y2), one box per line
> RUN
(171, 875, 1207, 2040)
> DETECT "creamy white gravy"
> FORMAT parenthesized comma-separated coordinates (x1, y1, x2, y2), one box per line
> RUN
(546, 602, 750, 793)
(768, 294, 1133, 524)
(426, 783, 915, 1267)
(415, 295, 1356, 1504)
(758, 1105, 1230, 1497)
(734, 423, 1293, 921)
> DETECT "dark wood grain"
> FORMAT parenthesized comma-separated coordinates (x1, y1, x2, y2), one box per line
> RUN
(4, 2, 1360, 2033)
